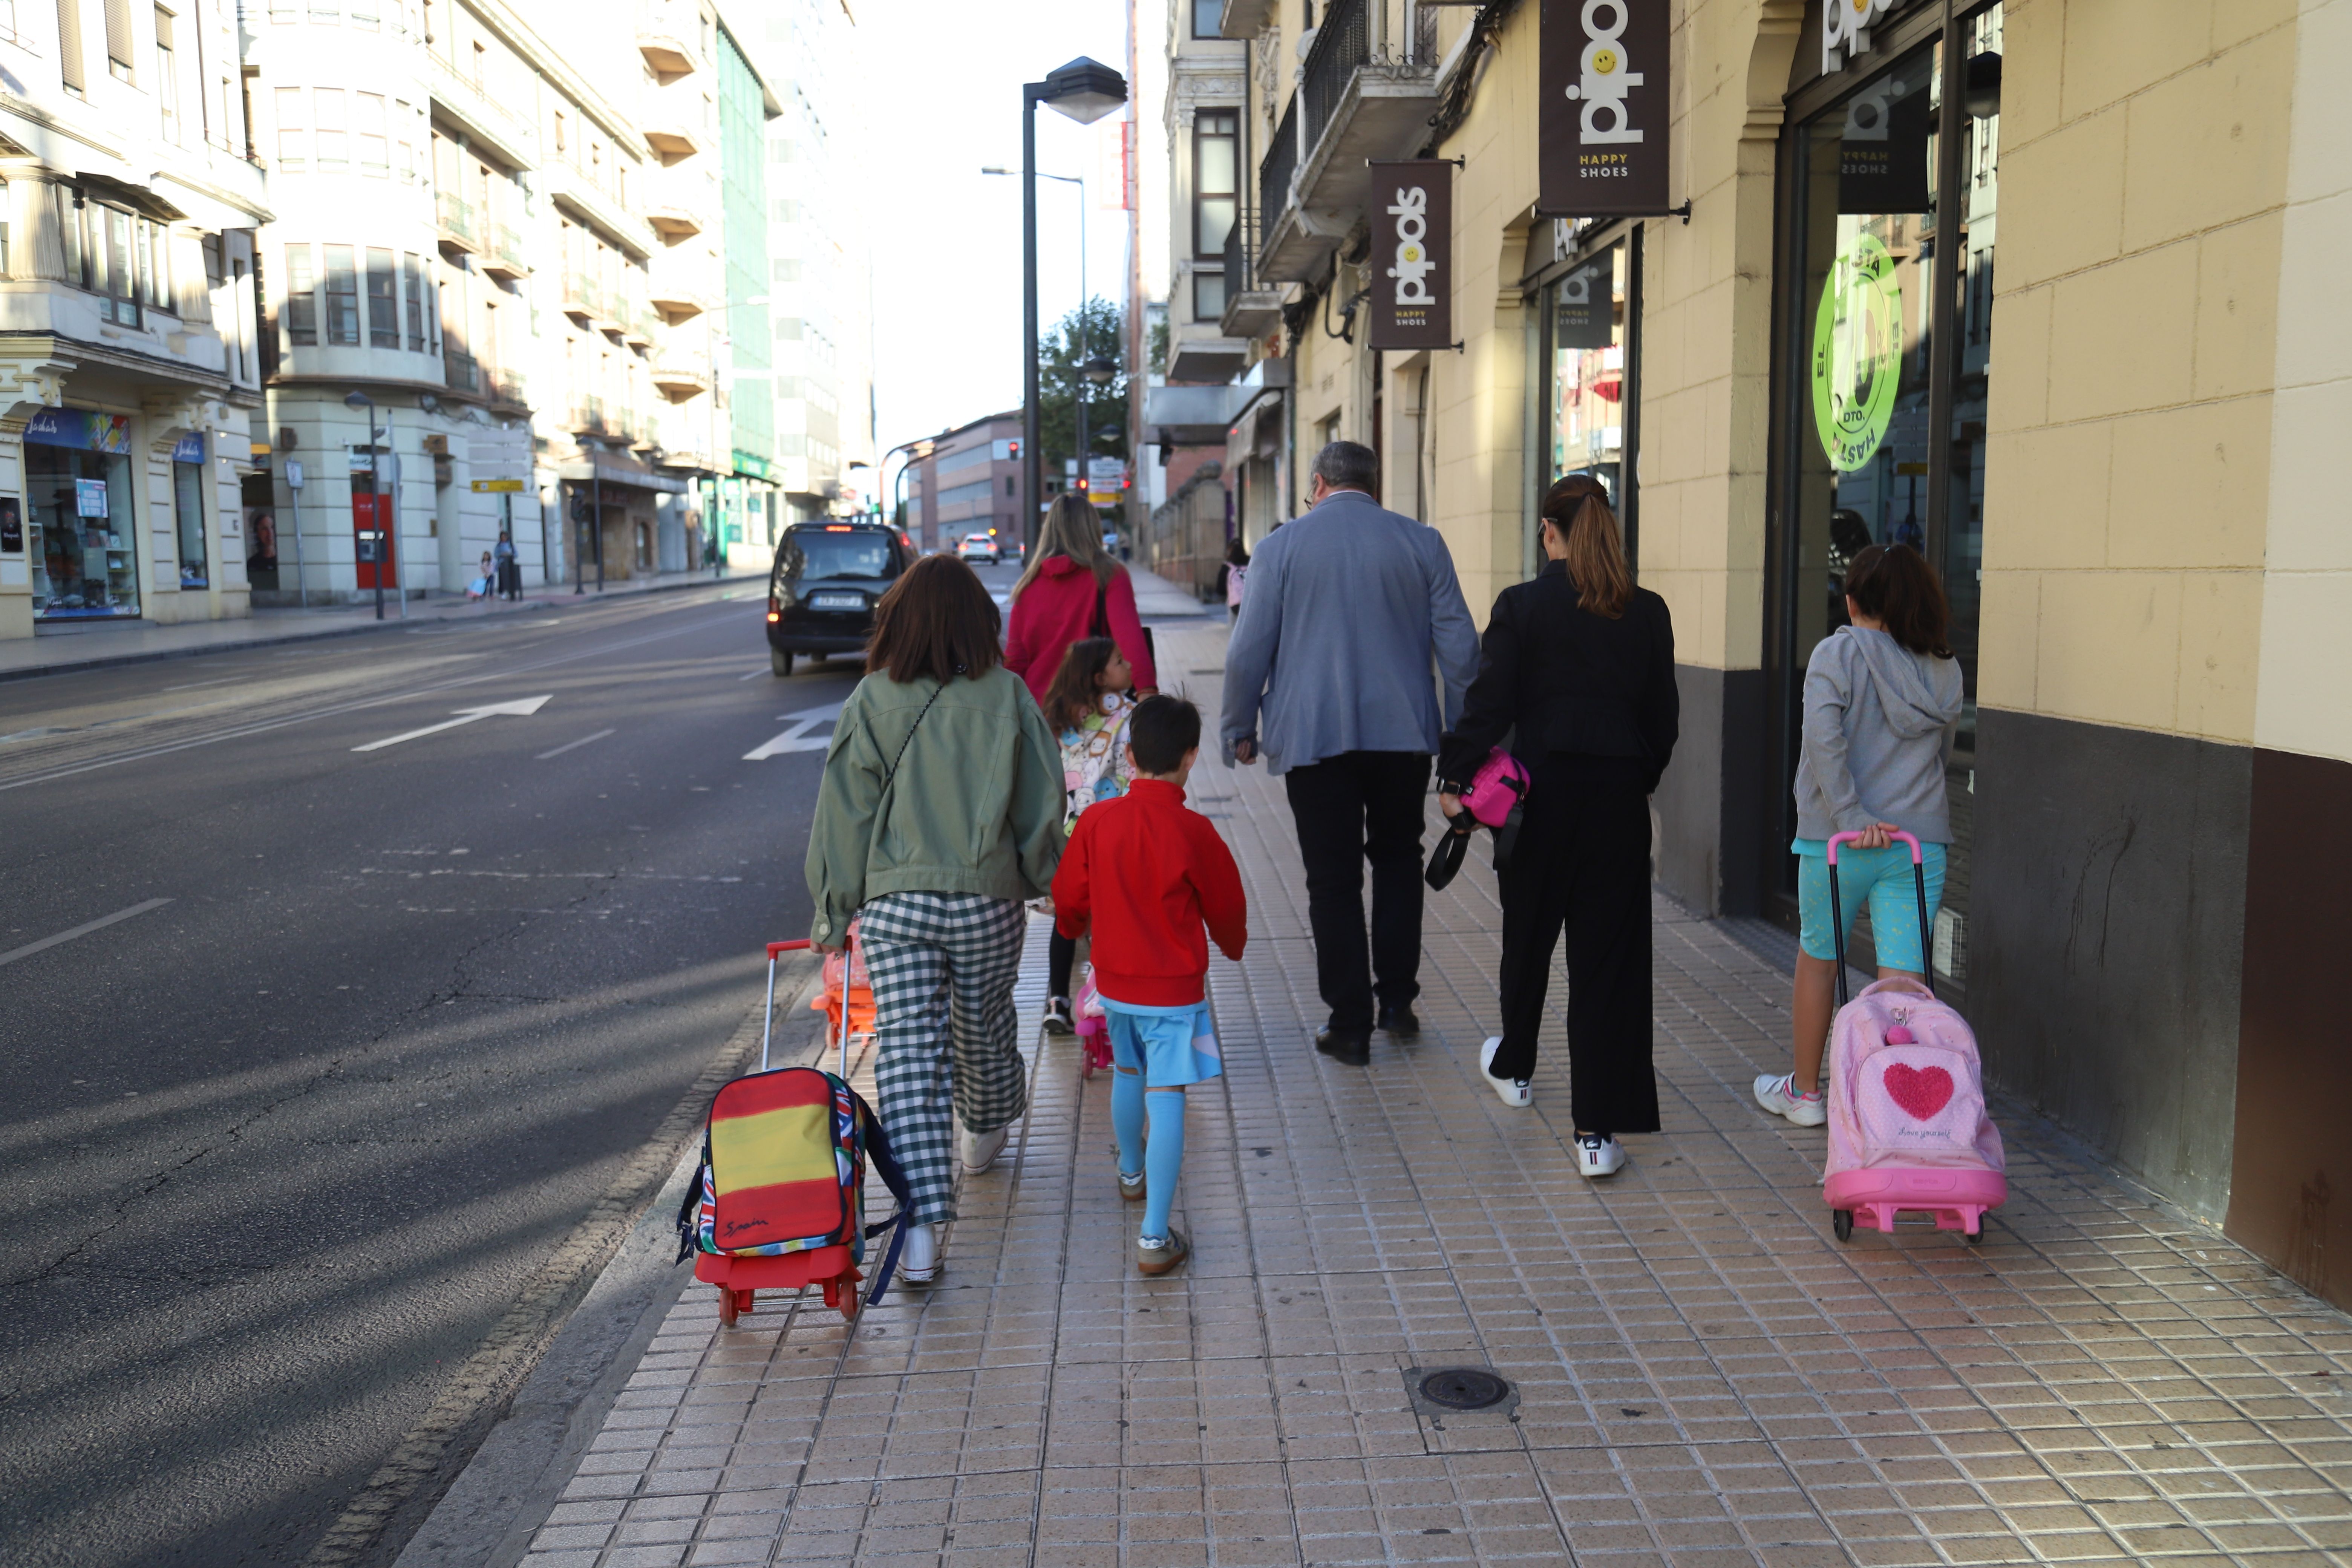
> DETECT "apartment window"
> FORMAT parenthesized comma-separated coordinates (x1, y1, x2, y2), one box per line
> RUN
(56, 0, 84, 93)
(1192, 0, 1222, 37)
(274, 86, 303, 167)
(103, 0, 132, 80)
(470, 38, 483, 87)
(283, 243, 315, 345)
(402, 251, 425, 349)
(771, 259, 799, 283)
(154, 7, 177, 141)
(394, 98, 412, 181)
(70, 201, 168, 325)
(364, 247, 397, 346)
(322, 243, 359, 344)
(1192, 269, 1227, 322)
(552, 109, 566, 156)
(314, 89, 346, 165)
(356, 92, 386, 171)
(1194, 109, 1237, 259)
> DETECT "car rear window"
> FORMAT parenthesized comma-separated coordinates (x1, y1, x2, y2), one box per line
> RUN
(789, 531, 896, 581)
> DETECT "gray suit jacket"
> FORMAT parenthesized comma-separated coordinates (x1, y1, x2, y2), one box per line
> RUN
(1219, 490, 1480, 775)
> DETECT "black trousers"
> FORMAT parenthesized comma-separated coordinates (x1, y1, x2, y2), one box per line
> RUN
(1492, 753, 1658, 1135)
(1283, 750, 1430, 1032)
(1049, 928, 1076, 999)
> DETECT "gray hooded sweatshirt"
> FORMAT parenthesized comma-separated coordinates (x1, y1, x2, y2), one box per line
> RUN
(1792, 626, 1966, 844)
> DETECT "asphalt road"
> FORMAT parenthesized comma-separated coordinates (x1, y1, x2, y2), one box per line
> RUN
(0, 564, 1017, 1568)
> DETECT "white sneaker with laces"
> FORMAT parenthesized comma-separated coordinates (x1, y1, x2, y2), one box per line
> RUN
(1478, 1036, 1531, 1108)
(1576, 1134, 1626, 1178)
(1753, 1072, 1828, 1127)
(960, 1124, 1008, 1173)
(899, 1222, 939, 1285)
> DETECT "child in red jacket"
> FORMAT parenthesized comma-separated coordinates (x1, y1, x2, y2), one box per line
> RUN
(1052, 695, 1246, 1276)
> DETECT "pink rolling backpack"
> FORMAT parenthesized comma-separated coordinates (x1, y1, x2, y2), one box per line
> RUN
(1820, 831, 2006, 1244)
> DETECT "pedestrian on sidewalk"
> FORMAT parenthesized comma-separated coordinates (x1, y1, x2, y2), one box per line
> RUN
(1754, 542, 1962, 1128)
(495, 531, 521, 600)
(1052, 695, 1246, 1277)
(1220, 439, 1479, 1066)
(1219, 537, 1250, 623)
(806, 553, 1066, 1286)
(1438, 473, 1678, 1178)
(1004, 493, 1160, 710)
(467, 550, 495, 602)
(1038, 637, 1139, 1034)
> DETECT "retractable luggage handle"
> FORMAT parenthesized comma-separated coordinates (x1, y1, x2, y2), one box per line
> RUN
(1824, 830, 1935, 1008)
(766, 939, 853, 1078)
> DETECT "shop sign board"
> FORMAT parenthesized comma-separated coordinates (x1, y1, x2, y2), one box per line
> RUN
(172, 433, 206, 464)
(1367, 161, 1455, 351)
(470, 478, 528, 493)
(1553, 244, 1619, 349)
(1539, 0, 1672, 217)
(1822, 0, 1897, 76)
(24, 407, 133, 453)
(0, 498, 20, 554)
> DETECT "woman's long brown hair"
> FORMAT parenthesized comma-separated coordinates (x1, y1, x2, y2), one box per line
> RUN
(1843, 542, 1953, 658)
(865, 553, 1003, 684)
(1541, 473, 1633, 619)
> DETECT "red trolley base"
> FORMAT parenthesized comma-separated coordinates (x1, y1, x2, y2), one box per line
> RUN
(1825, 1167, 2007, 1245)
(694, 1244, 862, 1325)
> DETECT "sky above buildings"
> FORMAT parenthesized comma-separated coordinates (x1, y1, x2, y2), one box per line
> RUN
(865, 0, 1142, 458)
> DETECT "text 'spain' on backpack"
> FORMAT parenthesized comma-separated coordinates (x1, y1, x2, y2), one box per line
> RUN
(675, 1065, 908, 1266)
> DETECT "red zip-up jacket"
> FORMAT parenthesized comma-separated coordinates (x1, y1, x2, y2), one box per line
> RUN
(1052, 779, 1246, 1006)
(1004, 557, 1160, 704)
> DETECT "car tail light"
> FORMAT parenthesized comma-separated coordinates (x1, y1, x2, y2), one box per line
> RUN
(767, 595, 781, 622)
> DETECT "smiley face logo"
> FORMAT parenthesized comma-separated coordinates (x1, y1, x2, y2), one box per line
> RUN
(1591, 46, 1619, 74)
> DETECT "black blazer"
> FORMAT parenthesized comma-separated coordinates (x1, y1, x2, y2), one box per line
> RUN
(1438, 560, 1680, 794)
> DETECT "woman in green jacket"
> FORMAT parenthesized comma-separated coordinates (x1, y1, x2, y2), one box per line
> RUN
(806, 553, 1065, 1285)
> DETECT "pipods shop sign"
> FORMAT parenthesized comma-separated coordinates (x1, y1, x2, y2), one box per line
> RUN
(1539, 0, 1672, 218)
(1366, 161, 1454, 352)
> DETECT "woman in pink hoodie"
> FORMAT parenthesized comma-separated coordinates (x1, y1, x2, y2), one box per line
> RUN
(1004, 494, 1159, 707)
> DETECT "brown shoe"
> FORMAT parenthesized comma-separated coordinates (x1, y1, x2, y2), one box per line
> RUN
(1136, 1227, 1191, 1276)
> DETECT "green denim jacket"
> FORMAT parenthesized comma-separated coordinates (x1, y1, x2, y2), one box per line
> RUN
(805, 666, 1066, 946)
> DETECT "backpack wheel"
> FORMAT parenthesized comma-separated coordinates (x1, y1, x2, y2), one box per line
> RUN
(717, 1283, 740, 1326)
(1832, 1208, 1854, 1243)
(839, 1278, 860, 1322)
(1963, 1222, 1985, 1245)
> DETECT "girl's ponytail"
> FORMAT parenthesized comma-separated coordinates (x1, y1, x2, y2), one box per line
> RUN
(1540, 473, 1633, 619)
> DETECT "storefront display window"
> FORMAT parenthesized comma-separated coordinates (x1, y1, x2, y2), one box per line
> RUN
(25, 408, 139, 620)
(1773, 5, 2001, 987)
(174, 435, 208, 588)
(1544, 238, 1632, 513)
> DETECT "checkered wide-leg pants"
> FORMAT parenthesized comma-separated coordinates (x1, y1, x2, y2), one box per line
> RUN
(857, 891, 1030, 1227)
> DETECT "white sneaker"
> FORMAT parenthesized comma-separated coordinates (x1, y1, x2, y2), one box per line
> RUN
(960, 1124, 1008, 1173)
(1576, 1134, 1626, 1178)
(1753, 1072, 1828, 1127)
(1478, 1036, 1531, 1108)
(898, 1222, 939, 1285)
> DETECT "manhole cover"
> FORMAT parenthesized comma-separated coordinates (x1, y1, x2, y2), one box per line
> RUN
(1417, 1367, 1510, 1411)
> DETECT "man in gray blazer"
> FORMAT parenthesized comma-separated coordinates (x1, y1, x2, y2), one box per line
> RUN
(1221, 441, 1480, 1065)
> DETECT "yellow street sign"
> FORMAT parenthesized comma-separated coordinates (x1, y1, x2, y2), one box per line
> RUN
(471, 478, 528, 493)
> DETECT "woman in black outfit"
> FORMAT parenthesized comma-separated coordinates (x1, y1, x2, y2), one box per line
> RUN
(1437, 473, 1678, 1179)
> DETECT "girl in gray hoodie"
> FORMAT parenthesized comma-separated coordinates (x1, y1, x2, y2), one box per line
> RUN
(1755, 544, 1965, 1127)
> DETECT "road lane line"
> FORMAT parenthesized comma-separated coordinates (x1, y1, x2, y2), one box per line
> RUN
(350, 695, 552, 753)
(0, 898, 173, 968)
(536, 727, 616, 760)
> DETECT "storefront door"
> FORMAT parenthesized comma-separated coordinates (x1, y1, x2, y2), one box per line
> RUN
(173, 435, 209, 590)
(1770, 5, 2003, 989)
(24, 409, 139, 620)
(1539, 229, 1640, 576)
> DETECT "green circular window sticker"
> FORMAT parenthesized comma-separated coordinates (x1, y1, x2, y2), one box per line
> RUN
(1810, 232, 1903, 472)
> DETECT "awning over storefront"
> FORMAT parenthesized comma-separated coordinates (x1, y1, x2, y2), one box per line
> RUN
(1144, 383, 1254, 446)
(555, 455, 689, 493)
(1224, 389, 1285, 473)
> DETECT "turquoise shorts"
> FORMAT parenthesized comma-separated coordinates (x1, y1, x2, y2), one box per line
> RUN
(1101, 997, 1224, 1088)
(1793, 837, 1946, 974)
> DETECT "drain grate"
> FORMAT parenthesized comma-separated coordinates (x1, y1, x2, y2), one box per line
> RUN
(1416, 1367, 1510, 1411)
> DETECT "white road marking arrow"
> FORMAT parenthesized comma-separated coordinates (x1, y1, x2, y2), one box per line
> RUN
(743, 701, 845, 761)
(352, 695, 554, 753)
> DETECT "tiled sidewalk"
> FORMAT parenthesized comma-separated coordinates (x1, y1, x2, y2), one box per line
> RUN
(519, 625, 2352, 1568)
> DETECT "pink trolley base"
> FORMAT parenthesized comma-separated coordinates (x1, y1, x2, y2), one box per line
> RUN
(1825, 1167, 2007, 1245)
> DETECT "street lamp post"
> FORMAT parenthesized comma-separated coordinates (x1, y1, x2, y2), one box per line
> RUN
(1019, 57, 1127, 556)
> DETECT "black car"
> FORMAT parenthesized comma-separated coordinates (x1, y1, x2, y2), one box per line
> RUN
(766, 521, 911, 675)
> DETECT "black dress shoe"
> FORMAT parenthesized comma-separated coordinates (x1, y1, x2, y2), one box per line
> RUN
(1314, 1027, 1371, 1066)
(1376, 1005, 1421, 1037)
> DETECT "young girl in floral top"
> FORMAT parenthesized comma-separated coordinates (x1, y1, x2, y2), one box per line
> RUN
(1040, 637, 1136, 1031)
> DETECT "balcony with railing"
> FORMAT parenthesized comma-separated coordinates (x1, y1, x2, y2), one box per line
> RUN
(571, 395, 609, 436)
(1220, 204, 1282, 339)
(430, 51, 537, 170)
(652, 358, 710, 399)
(638, 0, 699, 77)
(1258, 0, 1439, 282)
(436, 190, 478, 253)
(482, 223, 528, 280)
(483, 365, 528, 410)
(562, 272, 606, 322)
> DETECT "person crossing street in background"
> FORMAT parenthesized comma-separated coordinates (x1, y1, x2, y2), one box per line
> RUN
(1220, 440, 1479, 1066)
(1052, 696, 1246, 1277)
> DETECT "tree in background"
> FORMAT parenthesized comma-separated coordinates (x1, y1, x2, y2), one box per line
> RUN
(1037, 296, 1129, 494)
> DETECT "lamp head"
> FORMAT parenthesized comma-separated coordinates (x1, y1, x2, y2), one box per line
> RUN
(418, 393, 440, 413)
(1040, 57, 1126, 125)
(343, 391, 371, 410)
(1081, 355, 1118, 386)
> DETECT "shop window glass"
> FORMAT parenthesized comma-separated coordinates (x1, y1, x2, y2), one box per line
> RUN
(1543, 237, 1632, 521)
(27, 431, 138, 620)
(1775, 8, 2000, 986)
(366, 246, 398, 347)
(284, 242, 317, 344)
(174, 453, 206, 587)
(323, 243, 360, 345)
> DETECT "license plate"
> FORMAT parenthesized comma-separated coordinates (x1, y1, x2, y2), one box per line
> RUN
(808, 592, 864, 611)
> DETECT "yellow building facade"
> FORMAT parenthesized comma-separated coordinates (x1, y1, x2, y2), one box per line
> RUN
(1184, 0, 2349, 1305)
